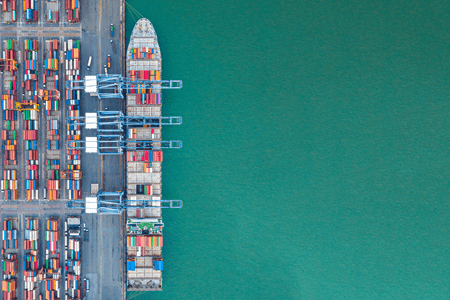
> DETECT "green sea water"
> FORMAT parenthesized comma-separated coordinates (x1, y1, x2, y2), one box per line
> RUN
(126, 0, 450, 299)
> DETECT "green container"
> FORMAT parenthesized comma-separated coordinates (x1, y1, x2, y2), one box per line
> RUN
(55, 101, 59, 110)
(13, 131, 16, 140)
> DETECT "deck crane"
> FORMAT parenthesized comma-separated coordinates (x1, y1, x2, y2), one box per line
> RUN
(0, 58, 18, 71)
(15, 101, 39, 112)
(66, 190, 182, 214)
(66, 74, 182, 99)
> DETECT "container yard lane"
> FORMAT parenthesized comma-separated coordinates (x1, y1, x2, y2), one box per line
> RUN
(1, 0, 126, 299)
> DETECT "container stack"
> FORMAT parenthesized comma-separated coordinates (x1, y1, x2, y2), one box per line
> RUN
(2, 0, 17, 23)
(44, 279, 60, 300)
(24, 217, 39, 299)
(126, 150, 163, 162)
(47, 120, 60, 200)
(128, 50, 162, 105)
(65, 216, 82, 299)
(44, 218, 61, 299)
(23, 39, 39, 101)
(1, 39, 19, 200)
(66, 0, 80, 23)
(22, 39, 40, 201)
(45, 0, 60, 23)
(3, 255, 18, 275)
(64, 39, 82, 200)
(23, 0, 38, 22)
(2, 218, 19, 300)
(130, 47, 157, 60)
(43, 39, 60, 115)
(129, 70, 162, 105)
(3, 219, 18, 250)
(127, 235, 163, 248)
(45, 218, 60, 268)
(24, 117, 39, 201)
(2, 279, 17, 300)
(64, 39, 80, 118)
(1, 170, 18, 200)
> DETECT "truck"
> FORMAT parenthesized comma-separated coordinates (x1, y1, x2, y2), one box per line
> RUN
(110, 23, 114, 37)
(87, 56, 92, 70)
(110, 40, 116, 54)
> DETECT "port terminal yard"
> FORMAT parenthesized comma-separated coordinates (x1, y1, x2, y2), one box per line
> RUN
(0, 0, 129, 299)
(0, 0, 185, 298)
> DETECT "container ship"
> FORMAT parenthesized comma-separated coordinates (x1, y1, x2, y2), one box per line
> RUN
(126, 18, 165, 292)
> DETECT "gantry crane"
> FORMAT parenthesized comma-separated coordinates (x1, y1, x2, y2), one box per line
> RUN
(0, 58, 18, 71)
(60, 170, 82, 180)
(66, 190, 182, 214)
(67, 111, 182, 132)
(66, 74, 182, 99)
(15, 101, 39, 112)
(67, 134, 182, 155)
(38, 89, 61, 101)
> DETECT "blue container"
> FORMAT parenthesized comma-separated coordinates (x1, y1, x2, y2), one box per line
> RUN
(127, 261, 136, 271)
